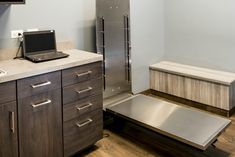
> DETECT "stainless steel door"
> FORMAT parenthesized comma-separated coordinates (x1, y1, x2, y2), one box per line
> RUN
(96, 0, 131, 98)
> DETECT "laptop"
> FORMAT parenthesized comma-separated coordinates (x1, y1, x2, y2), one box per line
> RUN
(23, 30, 69, 63)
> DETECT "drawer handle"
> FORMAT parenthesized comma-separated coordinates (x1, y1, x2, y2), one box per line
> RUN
(9, 111, 15, 133)
(76, 71, 92, 77)
(76, 119, 93, 128)
(76, 103, 93, 111)
(31, 99, 52, 108)
(76, 87, 92, 94)
(31, 81, 51, 89)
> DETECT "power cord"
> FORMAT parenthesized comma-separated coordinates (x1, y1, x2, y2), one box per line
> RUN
(14, 36, 23, 60)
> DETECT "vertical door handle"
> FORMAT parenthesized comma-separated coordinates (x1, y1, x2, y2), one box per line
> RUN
(100, 16, 106, 90)
(9, 111, 15, 133)
(124, 15, 131, 83)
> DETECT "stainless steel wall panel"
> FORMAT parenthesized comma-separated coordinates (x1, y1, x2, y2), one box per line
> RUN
(96, 0, 131, 98)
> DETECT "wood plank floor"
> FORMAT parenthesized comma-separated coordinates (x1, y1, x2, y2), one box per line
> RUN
(75, 97, 235, 157)
(76, 129, 167, 157)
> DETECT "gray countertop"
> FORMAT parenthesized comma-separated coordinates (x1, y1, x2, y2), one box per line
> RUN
(0, 49, 103, 83)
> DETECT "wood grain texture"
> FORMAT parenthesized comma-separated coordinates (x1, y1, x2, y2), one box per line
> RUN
(62, 62, 103, 156)
(62, 61, 102, 87)
(0, 81, 16, 104)
(17, 71, 61, 99)
(77, 130, 165, 157)
(63, 94, 103, 122)
(63, 78, 102, 104)
(150, 61, 235, 85)
(64, 109, 103, 157)
(0, 101, 18, 157)
(150, 70, 231, 110)
(18, 89, 63, 157)
(150, 90, 231, 117)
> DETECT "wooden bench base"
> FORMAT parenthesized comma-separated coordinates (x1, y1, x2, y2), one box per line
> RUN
(149, 89, 235, 117)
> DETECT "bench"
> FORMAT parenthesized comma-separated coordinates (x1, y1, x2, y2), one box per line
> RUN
(150, 61, 235, 116)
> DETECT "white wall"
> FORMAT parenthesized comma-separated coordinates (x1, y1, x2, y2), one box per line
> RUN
(0, 0, 96, 51)
(164, 0, 235, 72)
(130, 0, 165, 94)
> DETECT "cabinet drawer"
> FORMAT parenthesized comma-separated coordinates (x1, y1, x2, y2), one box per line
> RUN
(17, 71, 61, 98)
(63, 94, 102, 122)
(62, 62, 102, 87)
(18, 89, 61, 112)
(63, 78, 102, 104)
(0, 81, 16, 104)
(63, 110, 103, 157)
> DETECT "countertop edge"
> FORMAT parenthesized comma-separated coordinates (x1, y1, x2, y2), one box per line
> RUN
(0, 52, 102, 83)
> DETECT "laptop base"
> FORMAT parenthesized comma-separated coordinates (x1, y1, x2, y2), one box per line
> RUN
(25, 52, 69, 63)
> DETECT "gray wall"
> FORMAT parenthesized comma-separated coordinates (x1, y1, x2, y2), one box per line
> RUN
(164, 0, 235, 72)
(130, 0, 165, 94)
(2, 0, 234, 93)
(0, 0, 96, 51)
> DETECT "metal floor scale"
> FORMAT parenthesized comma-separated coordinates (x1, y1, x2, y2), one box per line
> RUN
(105, 94, 231, 150)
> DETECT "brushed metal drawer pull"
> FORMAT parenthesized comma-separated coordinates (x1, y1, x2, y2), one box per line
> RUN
(31, 81, 51, 89)
(76, 119, 93, 128)
(76, 71, 92, 77)
(76, 87, 92, 94)
(10, 111, 15, 133)
(76, 103, 93, 111)
(31, 99, 52, 108)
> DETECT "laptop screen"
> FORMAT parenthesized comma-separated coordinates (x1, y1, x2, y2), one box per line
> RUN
(23, 30, 56, 55)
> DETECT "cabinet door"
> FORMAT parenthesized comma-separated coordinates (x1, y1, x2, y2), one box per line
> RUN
(18, 90, 63, 157)
(0, 102, 18, 157)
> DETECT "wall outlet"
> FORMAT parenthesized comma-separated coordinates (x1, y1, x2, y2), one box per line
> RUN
(27, 28, 39, 32)
(11, 30, 24, 38)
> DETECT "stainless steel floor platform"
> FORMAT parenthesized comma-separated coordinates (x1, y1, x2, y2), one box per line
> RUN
(106, 94, 231, 150)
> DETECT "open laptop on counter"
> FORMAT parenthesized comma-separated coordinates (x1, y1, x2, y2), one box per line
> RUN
(23, 30, 69, 63)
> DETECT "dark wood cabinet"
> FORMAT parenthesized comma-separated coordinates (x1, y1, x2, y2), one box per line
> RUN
(0, 102, 18, 157)
(63, 78, 102, 104)
(17, 72, 63, 157)
(0, 61, 103, 157)
(0, 81, 16, 104)
(62, 62, 102, 87)
(62, 62, 103, 157)
(17, 71, 61, 99)
(63, 94, 102, 121)
(64, 110, 103, 156)
(0, 81, 17, 157)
